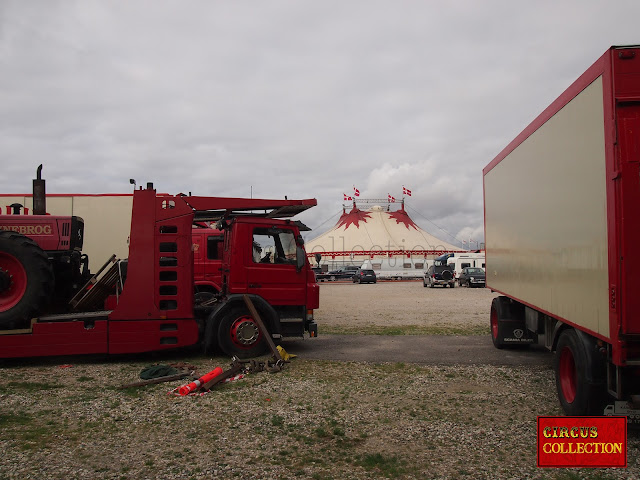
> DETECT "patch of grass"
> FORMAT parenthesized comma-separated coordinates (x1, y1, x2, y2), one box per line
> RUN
(357, 453, 406, 478)
(271, 414, 285, 427)
(0, 381, 63, 394)
(0, 412, 32, 427)
(76, 375, 95, 382)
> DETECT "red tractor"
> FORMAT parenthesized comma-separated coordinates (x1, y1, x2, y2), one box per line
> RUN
(0, 165, 90, 329)
(0, 168, 319, 359)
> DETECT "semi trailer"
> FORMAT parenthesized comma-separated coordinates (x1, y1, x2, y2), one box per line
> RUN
(0, 168, 319, 359)
(484, 45, 640, 420)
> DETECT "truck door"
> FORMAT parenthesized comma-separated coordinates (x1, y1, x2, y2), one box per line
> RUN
(617, 102, 640, 335)
(246, 226, 306, 305)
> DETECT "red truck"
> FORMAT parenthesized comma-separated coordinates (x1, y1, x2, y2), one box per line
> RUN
(484, 45, 640, 421)
(0, 169, 319, 359)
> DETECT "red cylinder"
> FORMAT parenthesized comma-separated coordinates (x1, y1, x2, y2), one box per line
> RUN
(178, 367, 223, 396)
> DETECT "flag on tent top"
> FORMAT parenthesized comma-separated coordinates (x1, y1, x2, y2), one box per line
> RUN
(403, 186, 412, 196)
(353, 186, 360, 197)
(344, 193, 352, 201)
(388, 194, 396, 203)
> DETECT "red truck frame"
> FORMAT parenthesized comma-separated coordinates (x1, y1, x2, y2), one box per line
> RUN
(0, 183, 319, 359)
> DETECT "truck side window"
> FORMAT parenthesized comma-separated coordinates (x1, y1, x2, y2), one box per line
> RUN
(252, 228, 297, 265)
(207, 235, 223, 260)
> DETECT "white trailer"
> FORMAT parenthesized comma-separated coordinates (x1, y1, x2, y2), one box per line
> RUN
(443, 252, 485, 278)
(483, 45, 640, 421)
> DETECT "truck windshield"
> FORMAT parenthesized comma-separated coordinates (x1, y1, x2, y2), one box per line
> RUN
(252, 228, 297, 264)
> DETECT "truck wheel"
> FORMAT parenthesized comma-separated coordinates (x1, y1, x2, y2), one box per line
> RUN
(0, 231, 54, 329)
(203, 315, 221, 355)
(330, 276, 336, 282)
(217, 306, 268, 359)
(554, 329, 606, 416)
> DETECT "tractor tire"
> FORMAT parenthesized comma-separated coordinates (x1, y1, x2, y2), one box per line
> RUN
(0, 231, 54, 329)
(217, 305, 268, 359)
(554, 329, 607, 416)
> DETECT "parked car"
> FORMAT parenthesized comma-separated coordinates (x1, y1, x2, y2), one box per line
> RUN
(321, 267, 358, 281)
(457, 267, 486, 287)
(352, 268, 377, 284)
(423, 264, 456, 288)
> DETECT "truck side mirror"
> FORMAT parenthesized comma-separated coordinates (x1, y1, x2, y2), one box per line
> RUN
(296, 245, 306, 272)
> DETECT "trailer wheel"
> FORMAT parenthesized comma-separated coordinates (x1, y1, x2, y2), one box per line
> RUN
(217, 306, 268, 359)
(554, 329, 606, 416)
(0, 231, 54, 329)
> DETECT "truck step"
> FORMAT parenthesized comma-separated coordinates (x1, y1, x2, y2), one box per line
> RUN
(38, 310, 113, 321)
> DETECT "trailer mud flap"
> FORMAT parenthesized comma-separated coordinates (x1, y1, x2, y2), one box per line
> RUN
(491, 296, 536, 348)
(498, 318, 537, 346)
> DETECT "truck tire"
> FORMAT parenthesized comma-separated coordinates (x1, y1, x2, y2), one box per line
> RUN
(554, 329, 607, 416)
(217, 306, 268, 359)
(0, 231, 54, 329)
(203, 315, 221, 355)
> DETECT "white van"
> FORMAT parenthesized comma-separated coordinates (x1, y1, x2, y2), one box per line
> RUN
(445, 253, 485, 279)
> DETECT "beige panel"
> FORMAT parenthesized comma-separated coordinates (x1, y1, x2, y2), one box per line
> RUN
(0, 196, 75, 215)
(71, 196, 133, 269)
(484, 77, 609, 338)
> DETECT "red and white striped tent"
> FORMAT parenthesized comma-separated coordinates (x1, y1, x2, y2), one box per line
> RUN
(306, 199, 461, 273)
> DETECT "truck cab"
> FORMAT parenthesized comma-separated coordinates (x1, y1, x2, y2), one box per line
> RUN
(214, 217, 319, 355)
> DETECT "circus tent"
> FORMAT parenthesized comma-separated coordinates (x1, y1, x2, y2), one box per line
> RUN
(305, 199, 462, 275)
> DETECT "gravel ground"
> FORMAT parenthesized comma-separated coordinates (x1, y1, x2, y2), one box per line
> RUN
(314, 281, 495, 334)
(0, 282, 638, 480)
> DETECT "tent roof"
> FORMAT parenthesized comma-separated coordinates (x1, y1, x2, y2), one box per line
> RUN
(306, 204, 460, 256)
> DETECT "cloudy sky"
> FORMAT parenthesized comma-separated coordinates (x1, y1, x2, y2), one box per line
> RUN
(1, 1, 639, 247)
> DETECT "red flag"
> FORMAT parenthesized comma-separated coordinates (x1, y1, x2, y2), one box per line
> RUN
(388, 194, 395, 203)
(344, 193, 352, 201)
(353, 186, 360, 197)
(403, 186, 412, 196)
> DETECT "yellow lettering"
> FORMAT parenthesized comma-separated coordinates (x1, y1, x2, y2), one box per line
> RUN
(577, 443, 585, 454)
(571, 427, 579, 438)
(590, 426, 598, 438)
(543, 443, 552, 454)
(613, 443, 622, 454)
(543, 427, 552, 438)
(558, 427, 569, 438)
